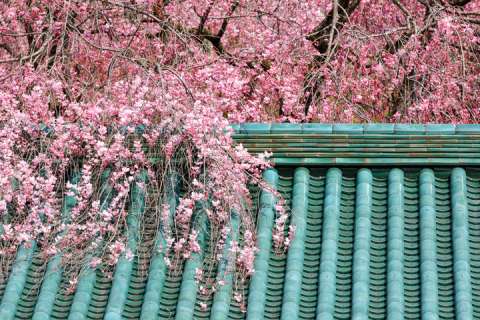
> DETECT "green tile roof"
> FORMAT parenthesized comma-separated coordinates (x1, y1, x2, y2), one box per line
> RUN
(2, 124, 480, 319)
(233, 123, 480, 166)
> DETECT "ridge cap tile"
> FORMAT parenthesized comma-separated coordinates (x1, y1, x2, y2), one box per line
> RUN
(240, 123, 271, 134)
(302, 123, 333, 133)
(270, 123, 302, 133)
(333, 124, 364, 134)
(425, 124, 456, 135)
(363, 124, 395, 134)
(394, 124, 426, 135)
(456, 124, 480, 134)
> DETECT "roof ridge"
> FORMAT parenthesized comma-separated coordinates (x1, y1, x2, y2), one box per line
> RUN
(231, 123, 480, 135)
(232, 124, 480, 166)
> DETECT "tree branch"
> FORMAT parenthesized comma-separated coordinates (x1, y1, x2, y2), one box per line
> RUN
(0, 43, 16, 58)
(198, 0, 240, 56)
(448, 0, 473, 6)
(306, 0, 360, 59)
(217, 1, 240, 39)
(303, 0, 360, 118)
(197, 2, 215, 35)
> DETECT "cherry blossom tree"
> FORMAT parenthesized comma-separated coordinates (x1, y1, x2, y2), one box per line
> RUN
(0, 0, 479, 297)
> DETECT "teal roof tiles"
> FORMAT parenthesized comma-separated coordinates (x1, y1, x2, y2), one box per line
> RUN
(2, 124, 480, 319)
(233, 123, 480, 166)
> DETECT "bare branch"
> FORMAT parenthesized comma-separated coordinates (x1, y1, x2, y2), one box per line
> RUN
(303, 0, 360, 118)
(0, 43, 16, 58)
(306, 0, 360, 58)
(448, 0, 473, 6)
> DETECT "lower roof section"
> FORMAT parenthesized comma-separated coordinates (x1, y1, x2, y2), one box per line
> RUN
(1, 166, 480, 319)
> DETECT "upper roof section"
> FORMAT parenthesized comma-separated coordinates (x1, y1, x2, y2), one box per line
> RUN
(232, 124, 480, 166)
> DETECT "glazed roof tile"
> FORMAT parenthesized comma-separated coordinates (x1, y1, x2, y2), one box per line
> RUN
(1, 124, 480, 319)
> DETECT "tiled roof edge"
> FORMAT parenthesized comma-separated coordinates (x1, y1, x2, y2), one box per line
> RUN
(230, 123, 480, 135)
